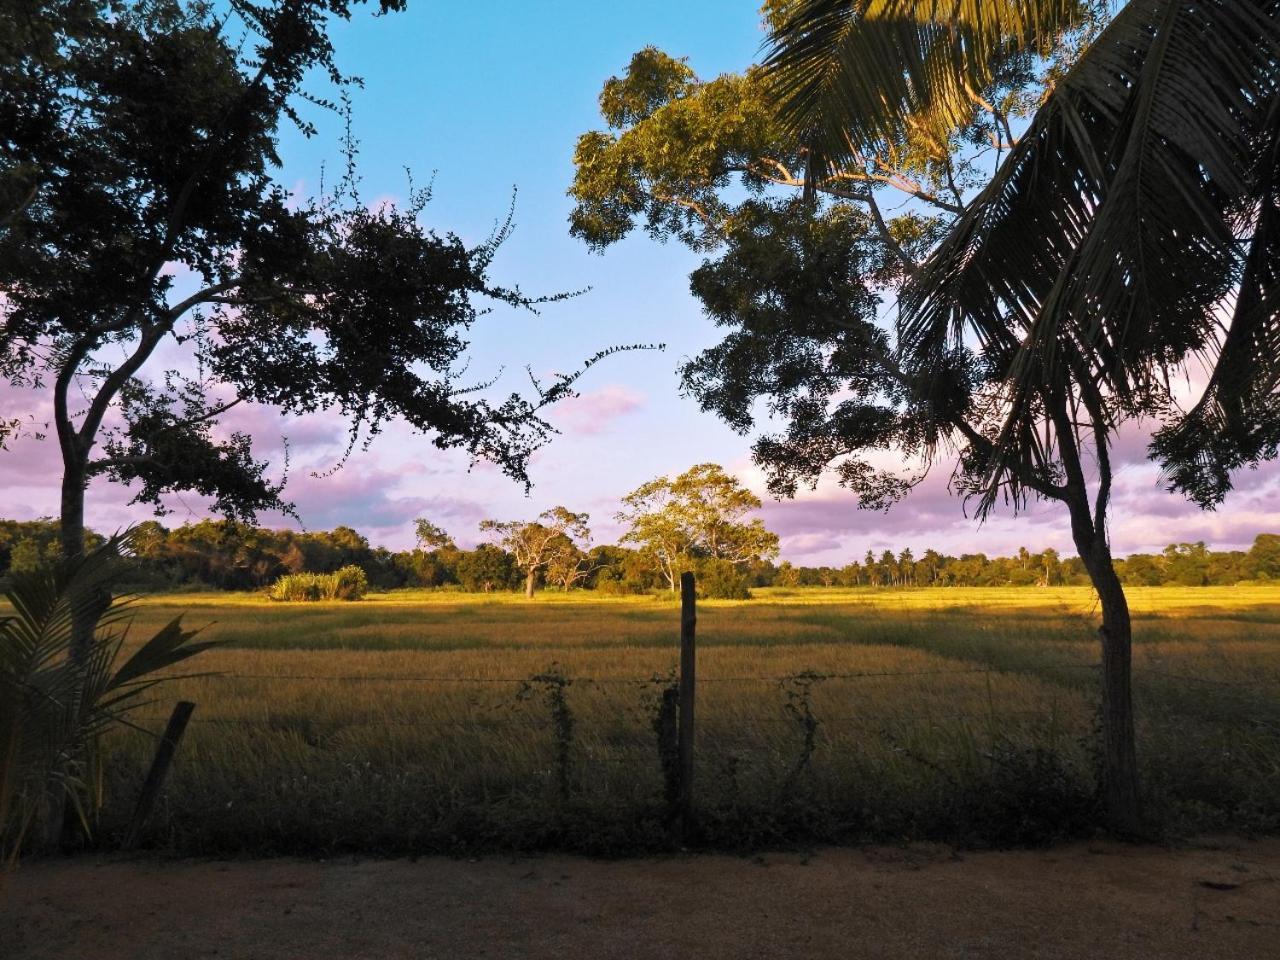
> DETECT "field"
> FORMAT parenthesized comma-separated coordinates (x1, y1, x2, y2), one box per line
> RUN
(99, 586, 1280, 854)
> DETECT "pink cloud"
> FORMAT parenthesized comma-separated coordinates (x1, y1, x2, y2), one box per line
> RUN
(254, 460, 490, 543)
(751, 435, 1280, 565)
(780, 533, 845, 557)
(551, 385, 644, 436)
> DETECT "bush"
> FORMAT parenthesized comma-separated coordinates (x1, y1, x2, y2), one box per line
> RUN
(696, 559, 752, 600)
(2, 534, 214, 861)
(268, 565, 368, 602)
(330, 564, 369, 600)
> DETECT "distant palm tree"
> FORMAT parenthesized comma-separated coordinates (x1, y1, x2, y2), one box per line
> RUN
(766, 0, 1280, 833)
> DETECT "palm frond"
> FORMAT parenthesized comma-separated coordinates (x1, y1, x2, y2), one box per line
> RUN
(1, 532, 218, 860)
(765, 0, 1090, 172)
(1151, 92, 1280, 504)
(897, 0, 1280, 502)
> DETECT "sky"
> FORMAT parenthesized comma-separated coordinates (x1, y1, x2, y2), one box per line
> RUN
(4, 0, 1280, 562)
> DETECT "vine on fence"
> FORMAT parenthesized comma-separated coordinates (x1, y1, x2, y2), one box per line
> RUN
(780, 671, 825, 786)
(642, 670, 681, 816)
(517, 665, 575, 800)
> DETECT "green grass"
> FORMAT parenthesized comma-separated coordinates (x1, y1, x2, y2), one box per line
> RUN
(91, 585, 1280, 855)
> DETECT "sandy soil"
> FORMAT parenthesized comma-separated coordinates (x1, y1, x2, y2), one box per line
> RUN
(3, 838, 1278, 960)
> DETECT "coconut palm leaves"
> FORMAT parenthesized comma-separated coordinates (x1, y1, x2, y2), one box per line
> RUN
(0, 534, 215, 860)
(766, 0, 1093, 172)
(768, 0, 1280, 509)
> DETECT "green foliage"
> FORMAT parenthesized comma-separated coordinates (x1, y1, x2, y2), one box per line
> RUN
(567, 39, 1035, 517)
(696, 558, 753, 600)
(767, 1, 1280, 510)
(617, 463, 779, 592)
(413, 519, 455, 552)
(571, 53, 787, 253)
(455, 544, 517, 593)
(0, 520, 104, 579)
(598, 46, 697, 128)
(764, 1, 1095, 173)
(267, 565, 368, 602)
(0, 534, 215, 860)
(8, 515, 1280, 592)
(480, 507, 592, 597)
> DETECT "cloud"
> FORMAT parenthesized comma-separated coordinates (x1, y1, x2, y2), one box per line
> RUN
(750, 442, 1280, 565)
(551, 385, 644, 435)
(780, 533, 845, 558)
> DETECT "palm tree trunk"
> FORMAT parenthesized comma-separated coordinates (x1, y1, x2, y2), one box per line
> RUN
(1067, 499, 1142, 834)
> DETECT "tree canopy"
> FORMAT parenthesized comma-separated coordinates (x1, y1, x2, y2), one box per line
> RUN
(480, 506, 592, 598)
(616, 463, 780, 591)
(0, 0, 630, 578)
(765, 0, 1280, 510)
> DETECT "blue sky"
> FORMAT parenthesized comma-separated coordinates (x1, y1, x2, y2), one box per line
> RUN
(7, 0, 1280, 560)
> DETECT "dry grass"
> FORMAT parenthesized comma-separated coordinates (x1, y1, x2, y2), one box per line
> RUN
(91, 585, 1280, 853)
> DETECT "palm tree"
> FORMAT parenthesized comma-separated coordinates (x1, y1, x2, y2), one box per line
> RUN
(766, 0, 1280, 832)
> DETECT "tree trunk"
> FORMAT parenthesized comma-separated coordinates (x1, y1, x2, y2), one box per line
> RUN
(47, 452, 94, 849)
(1069, 508, 1142, 835)
(525, 569, 536, 599)
(59, 456, 97, 663)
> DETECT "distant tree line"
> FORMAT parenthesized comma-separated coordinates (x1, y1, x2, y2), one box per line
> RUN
(2, 516, 1276, 594)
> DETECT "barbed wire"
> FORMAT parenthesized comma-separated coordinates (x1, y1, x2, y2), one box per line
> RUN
(179, 663, 1280, 689)
(194, 664, 1103, 685)
(171, 709, 1278, 731)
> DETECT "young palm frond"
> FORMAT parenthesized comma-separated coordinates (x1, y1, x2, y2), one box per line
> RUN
(0, 533, 217, 861)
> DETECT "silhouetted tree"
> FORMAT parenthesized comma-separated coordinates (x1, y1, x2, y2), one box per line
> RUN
(1, 0, 626, 659)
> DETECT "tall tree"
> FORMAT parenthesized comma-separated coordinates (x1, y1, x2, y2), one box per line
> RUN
(1, 0, 629, 660)
(616, 463, 780, 591)
(764, 0, 1280, 831)
(571, 6, 1188, 826)
(546, 533, 594, 592)
(480, 506, 591, 598)
(413, 519, 456, 552)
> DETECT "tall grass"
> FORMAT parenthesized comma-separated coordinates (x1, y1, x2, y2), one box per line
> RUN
(81, 585, 1280, 853)
(267, 565, 368, 602)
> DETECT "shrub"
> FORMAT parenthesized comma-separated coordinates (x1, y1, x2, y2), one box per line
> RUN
(268, 565, 368, 602)
(1, 534, 214, 861)
(330, 565, 368, 600)
(696, 558, 752, 600)
(268, 573, 321, 602)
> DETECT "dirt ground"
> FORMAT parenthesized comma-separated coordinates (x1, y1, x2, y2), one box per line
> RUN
(3, 838, 1278, 960)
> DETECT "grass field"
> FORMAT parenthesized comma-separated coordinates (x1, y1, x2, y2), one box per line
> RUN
(98, 586, 1280, 854)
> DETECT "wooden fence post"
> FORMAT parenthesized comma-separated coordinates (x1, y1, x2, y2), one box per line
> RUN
(678, 571, 696, 837)
(124, 700, 195, 850)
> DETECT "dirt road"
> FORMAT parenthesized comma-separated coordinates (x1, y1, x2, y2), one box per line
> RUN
(4, 838, 1278, 959)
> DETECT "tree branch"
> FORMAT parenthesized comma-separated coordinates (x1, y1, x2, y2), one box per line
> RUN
(650, 187, 723, 236)
(864, 191, 918, 277)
